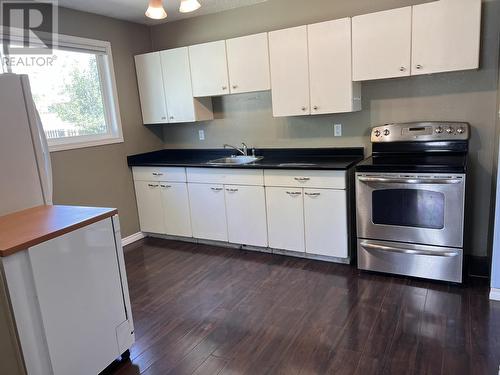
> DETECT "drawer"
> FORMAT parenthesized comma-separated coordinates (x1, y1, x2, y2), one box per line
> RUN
(186, 168, 264, 186)
(264, 170, 346, 189)
(132, 167, 187, 182)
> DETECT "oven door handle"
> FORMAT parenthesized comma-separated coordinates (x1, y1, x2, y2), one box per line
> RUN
(360, 241, 460, 257)
(358, 176, 462, 184)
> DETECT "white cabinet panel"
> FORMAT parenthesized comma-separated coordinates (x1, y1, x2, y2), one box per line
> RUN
(268, 26, 310, 117)
(134, 181, 164, 234)
(304, 189, 348, 258)
(28, 219, 126, 375)
(160, 182, 192, 237)
(411, 0, 481, 75)
(308, 18, 361, 114)
(160, 48, 213, 123)
(226, 33, 271, 94)
(266, 187, 304, 252)
(225, 185, 268, 247)
(264, 170, 346, 189)
(188, 183, 228, 241)
(134, 52, 168, 124)
(132, 167, 187, 183)
(186, 168, 264, 186)
(352, 7, 412, 81)
(189, 41, 230, 97)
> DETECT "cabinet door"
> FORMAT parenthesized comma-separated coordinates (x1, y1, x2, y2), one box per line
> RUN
(352, 7, 412, 81)
(134, 181, 164, 234)
(188, 183, 228, 241)
(304, 189, 348, 258)
(226, 33, 271, 94)
(160, 182, 192, 237)
(268, 26, 310, 117)
(189, 41, 230, 97)
(225, 185, 268, 247)
(265, 187, 304, 252)
(411, 0, 481, 75)
(160, 47, 196, 123)
(308, 18, 361, 114)
(134, 52, 168, 124)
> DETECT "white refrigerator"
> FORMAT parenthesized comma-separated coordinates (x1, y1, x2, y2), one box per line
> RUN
(0, 73, 52, 216)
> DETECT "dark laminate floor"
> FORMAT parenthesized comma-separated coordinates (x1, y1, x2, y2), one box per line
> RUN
(108, 238, 500, 375)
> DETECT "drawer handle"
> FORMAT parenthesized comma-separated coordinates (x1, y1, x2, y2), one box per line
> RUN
(286, 191, 302, 196)
(160, 185, 171, 188)
(152, 172, 163, 176)
(360, 241, 459, 257)
(305, 192, 321, 197)
(226, 188, 238, 192)
(294, 177, 310, 182)
(148, 184, 159, 188)
(211, 187, 223, 191)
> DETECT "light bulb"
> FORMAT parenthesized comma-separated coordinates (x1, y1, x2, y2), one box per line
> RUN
(179, 0, 201, 13)
(146, 0, 167, 19)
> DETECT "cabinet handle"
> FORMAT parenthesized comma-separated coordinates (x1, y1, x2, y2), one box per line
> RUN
(211, 187, 223, 191)
(286, 191, 301, 196)
(416, 64, 423, 70)
(313, 106, 318, 110)
(148, 184, 159, 188)
(160, 185, 171, 188)
(232, 85, 238, 89)
(301, 106, 307, 111)
(169, 116, 174, 120)
(152, 172, 163, 176)
(294, 177, 310, 182)
(222, 86, 228, 90)
(305, 192, 321, 197)
(161, 116, 166, 120)
(399, 66, 406, 72)
(226, 188, 238, 192)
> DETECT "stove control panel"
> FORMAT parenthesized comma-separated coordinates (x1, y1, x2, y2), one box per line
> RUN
(371, 122, 470, 143)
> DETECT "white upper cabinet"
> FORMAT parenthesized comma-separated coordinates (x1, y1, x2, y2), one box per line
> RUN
(411, 0, 481, 75)
(352, 7, 412, 81)
(189, 41, 230, 97)
(134, 52, 168, 124)
(269, 26, 310, 117)
(159, 48, 213, 123)
(308, 18, 361, 114)
(226, 33, 271, 94)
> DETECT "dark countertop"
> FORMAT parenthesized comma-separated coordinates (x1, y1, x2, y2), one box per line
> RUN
(127, 148, 364, 171)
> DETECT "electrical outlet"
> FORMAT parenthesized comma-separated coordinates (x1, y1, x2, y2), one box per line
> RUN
(198, 130, 205, 141)
(334, 124, 342, 137)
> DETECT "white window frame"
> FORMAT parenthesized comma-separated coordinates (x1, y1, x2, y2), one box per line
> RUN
(1, 29, 124, 152)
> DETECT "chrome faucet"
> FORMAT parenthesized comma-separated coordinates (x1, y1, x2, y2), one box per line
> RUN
(223, 142, 248, 156)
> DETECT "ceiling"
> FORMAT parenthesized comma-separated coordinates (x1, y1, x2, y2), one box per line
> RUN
(57, 0, 269, 25)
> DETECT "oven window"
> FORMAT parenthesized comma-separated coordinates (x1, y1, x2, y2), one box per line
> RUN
(372, 189, 445, 229)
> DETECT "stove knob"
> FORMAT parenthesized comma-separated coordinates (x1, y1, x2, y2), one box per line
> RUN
(374, 130, 381, 137)
(383, 129, 390, 136)
(456, 127, 465, 134)
(435, 127, 443, 134)
(446, 127, 455, 134)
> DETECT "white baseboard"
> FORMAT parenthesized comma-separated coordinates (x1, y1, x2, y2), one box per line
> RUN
(490, 288, 500, 301)
(122, 232, 146, 247)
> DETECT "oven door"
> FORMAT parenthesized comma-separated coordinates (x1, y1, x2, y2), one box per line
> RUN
(356, 173, 465, 248)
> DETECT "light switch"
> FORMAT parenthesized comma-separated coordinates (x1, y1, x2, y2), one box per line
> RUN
(334, 124, 342, 137)
(198, 130, 205, 141)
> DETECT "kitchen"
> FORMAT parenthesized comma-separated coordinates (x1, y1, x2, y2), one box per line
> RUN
(0, 0, 499, 374)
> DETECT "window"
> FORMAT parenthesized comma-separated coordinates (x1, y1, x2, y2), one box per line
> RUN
(1, 33, 123, 152)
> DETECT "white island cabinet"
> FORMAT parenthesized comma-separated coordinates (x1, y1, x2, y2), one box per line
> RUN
(0, 205, 134, 375)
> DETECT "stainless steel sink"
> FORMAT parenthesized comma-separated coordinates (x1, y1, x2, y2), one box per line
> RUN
(207, 156, 263, 165)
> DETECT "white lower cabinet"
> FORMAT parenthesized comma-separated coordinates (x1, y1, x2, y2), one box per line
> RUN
(225, 185, 268, 247)
(266, 187, 305, 252)
(188, 183, 228, 242)
(160, 182, 192, 237)
(303, 188, 348, 258)
(134, 181, 164, 234)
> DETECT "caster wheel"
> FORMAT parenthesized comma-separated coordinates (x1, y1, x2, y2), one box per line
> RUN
(121, 349, 131, 361)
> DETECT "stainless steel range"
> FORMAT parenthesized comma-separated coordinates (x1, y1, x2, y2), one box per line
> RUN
(355, 122, 470, 283)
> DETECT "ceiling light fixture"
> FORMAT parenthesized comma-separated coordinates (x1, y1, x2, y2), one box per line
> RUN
(145, 0, 167, 19)
(179, 0, 201, 13)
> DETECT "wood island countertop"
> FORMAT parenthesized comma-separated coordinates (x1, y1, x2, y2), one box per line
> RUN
(0, 205, 118, 257)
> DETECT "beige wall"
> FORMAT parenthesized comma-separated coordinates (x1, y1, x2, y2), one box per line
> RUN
(150, 0, 500, 256)
(51, 8, 164, 237)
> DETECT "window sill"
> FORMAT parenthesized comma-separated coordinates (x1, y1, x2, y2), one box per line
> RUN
(48, 136, 124, 152)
